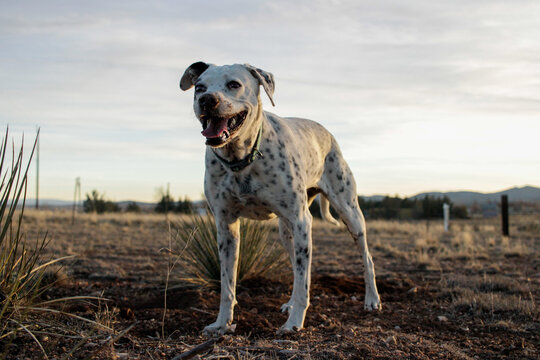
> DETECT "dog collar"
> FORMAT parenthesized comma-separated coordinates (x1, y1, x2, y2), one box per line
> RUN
(212, 124, 264, 172)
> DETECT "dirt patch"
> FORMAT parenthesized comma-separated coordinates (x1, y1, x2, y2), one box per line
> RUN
(5, 212, 539, 359)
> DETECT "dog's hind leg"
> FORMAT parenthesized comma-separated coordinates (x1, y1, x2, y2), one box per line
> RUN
(319, 150, 382, 311)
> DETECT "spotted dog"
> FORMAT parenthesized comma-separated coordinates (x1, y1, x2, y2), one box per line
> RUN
(180, 62, 381, 335)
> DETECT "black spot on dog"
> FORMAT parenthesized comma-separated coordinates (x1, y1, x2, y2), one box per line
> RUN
(211, 159, 217, 165)
(339, 187, 344, 193)
(279, 201, 288, 209)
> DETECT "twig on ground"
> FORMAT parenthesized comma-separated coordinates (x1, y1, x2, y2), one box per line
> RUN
(172, 336, 225, 360)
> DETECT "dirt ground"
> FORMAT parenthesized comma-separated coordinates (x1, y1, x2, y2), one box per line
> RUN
(5, 210, 539, 359)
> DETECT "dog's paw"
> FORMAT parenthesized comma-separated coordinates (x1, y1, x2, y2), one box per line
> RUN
(276, 324, 302, 335)
(364, 294, 382, 311)
(203, 322, 236, 336)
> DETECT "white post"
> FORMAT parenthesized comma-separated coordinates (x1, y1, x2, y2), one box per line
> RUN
(443, 203, 450, 232)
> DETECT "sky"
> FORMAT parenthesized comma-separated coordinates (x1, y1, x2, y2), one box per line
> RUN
(1, 0, 539, 202)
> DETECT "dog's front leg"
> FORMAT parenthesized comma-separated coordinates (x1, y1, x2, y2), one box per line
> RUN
(203, 217, 241, 336)
(278, 211, 313, 334)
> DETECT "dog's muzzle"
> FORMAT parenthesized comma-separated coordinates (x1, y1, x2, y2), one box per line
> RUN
(200, 110, 248, 147)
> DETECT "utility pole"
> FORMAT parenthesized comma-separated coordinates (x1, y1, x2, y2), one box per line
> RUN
(35, 128, 40, 209)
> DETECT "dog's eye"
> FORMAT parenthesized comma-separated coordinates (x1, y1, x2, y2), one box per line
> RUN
(195, 84, 207, 93)
(227, 81, 242, 90)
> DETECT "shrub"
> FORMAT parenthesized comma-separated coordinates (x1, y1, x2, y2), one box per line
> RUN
(176, 196, 193, 214)
(125, 201, 141, 213)
(173, 215, 286, 287)
(155, 194, 175, 213)
(83, 190, 120, 213)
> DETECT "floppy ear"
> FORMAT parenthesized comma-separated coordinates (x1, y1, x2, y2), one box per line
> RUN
(244, 64, 275, 106)
(180, 61, 210, 90)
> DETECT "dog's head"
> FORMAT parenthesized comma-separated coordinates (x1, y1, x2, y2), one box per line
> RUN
(180, 62, 275, 148)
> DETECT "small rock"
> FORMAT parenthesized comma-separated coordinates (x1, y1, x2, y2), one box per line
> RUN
(437, 315, 448, 322)
(394, 326, 401, 330)
(351, 296, 358, 301)
(407, 287, 418, 294)
(384, 335, 397, 345)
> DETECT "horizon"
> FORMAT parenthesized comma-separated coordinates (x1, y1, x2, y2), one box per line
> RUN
(25, 184, 540, 204)
(3, 1, 540, 202)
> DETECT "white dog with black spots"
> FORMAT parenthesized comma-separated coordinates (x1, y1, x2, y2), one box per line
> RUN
(180, 62, 381, 335)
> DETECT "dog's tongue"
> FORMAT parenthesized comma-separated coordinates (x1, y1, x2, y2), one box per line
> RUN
(201, 118, 229, 139)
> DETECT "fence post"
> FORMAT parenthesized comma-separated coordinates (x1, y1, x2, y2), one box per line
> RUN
(443, 203, 450, 232)
(501, 195, 509, 236)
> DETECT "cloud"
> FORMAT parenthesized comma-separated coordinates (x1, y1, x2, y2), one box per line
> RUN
(2, 0, 539, 200)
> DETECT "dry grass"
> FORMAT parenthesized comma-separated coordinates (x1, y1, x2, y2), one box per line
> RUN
(7, 209, 539, 359)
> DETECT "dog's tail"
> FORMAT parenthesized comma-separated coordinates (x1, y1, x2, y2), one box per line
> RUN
(320, 195, 340, 227)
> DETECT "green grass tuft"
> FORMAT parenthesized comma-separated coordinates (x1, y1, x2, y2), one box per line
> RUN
(173, 214, 287, 288)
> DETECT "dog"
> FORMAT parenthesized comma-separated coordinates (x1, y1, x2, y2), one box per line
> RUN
(180, 62, 381, 335)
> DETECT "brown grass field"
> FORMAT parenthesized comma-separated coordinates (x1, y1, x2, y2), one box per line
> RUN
(6, 210, 539, 359)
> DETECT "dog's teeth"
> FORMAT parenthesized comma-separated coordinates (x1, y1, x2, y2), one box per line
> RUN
(230, 118, 236, 128)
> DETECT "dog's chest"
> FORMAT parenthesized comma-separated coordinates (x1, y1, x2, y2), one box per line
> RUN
(218, 172, 277, 219)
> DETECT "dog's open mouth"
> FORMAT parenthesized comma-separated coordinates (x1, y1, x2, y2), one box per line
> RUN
(201, 110, 248, 146)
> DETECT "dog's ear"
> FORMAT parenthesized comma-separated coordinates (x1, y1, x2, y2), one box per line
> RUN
(180, 62, 210, 91)
(244, 64, 275, 106)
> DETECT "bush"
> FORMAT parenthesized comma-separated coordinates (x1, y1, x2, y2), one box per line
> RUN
(0, 129, 80, 355)
(173, 215, 286, 287)
(125, 201, 141, 213)
(155, 194, 175, 213)
(83, 190, 120, 213)
(176, 196, 193, 214)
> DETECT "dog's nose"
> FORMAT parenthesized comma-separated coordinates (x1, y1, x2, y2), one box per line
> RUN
(199, 93, 220, 111)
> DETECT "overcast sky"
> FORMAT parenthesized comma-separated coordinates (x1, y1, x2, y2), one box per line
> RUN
(1, 0, 539, 202)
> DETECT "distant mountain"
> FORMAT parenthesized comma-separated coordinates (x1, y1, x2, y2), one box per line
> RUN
(26, 186, 540, 209)
(26, 198, 72, 207)
(362, 185, 540, 206)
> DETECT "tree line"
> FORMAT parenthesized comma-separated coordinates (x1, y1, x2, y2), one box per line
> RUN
(84, 189, 468, 220)
(82, 190, 194, 214)
(310, 195, 469, 220)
